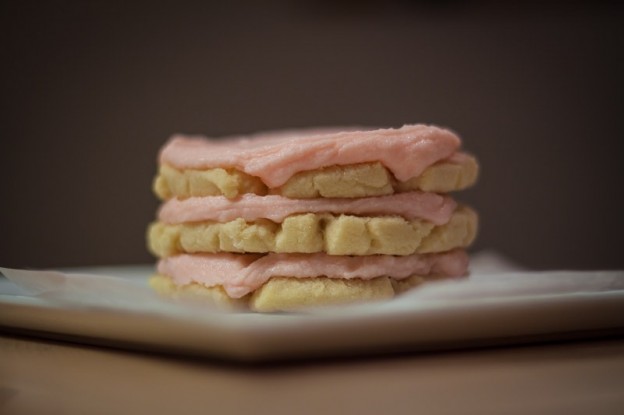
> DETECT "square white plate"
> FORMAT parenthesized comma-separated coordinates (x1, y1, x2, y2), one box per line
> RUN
(1, 263, 623, 361)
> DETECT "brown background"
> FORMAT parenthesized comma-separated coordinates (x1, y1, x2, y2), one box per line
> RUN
(1, 1, 623, 270)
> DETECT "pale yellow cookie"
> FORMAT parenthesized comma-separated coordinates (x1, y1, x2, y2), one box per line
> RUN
(150, 274, 456, 312)
(148, 205, 477, 258)
(153, 165, 267, 199)
(153, 155, 478, 199)
(249, 276, 395, 312)
(149, 274, 248, 310)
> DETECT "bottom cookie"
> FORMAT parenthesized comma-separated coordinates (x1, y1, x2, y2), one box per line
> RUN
(149, 273, 459, 312)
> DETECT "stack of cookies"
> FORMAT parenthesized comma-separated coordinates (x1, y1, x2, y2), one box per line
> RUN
(147, 125, 478, 312)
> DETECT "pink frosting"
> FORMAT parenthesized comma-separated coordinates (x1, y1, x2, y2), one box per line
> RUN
(158, 191, 456, 225)
(159, 125, 461, 187)
(157, 250, 469, 298)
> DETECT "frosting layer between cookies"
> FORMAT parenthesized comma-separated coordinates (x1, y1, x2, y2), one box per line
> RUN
(158, 191, 456, 225)
(159, 125, 460, 187)
(157, 250, 469, 298)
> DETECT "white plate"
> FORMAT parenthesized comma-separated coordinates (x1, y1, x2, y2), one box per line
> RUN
(1, 264, 623, 361)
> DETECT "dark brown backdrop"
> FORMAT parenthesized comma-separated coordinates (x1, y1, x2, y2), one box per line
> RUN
(1, 1, 623, 269)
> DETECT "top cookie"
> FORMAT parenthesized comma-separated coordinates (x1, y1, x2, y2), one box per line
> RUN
(154, 125, 478, 199)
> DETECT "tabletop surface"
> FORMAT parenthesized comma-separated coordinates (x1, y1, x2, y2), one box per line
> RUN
(1, 334, 623, 415)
